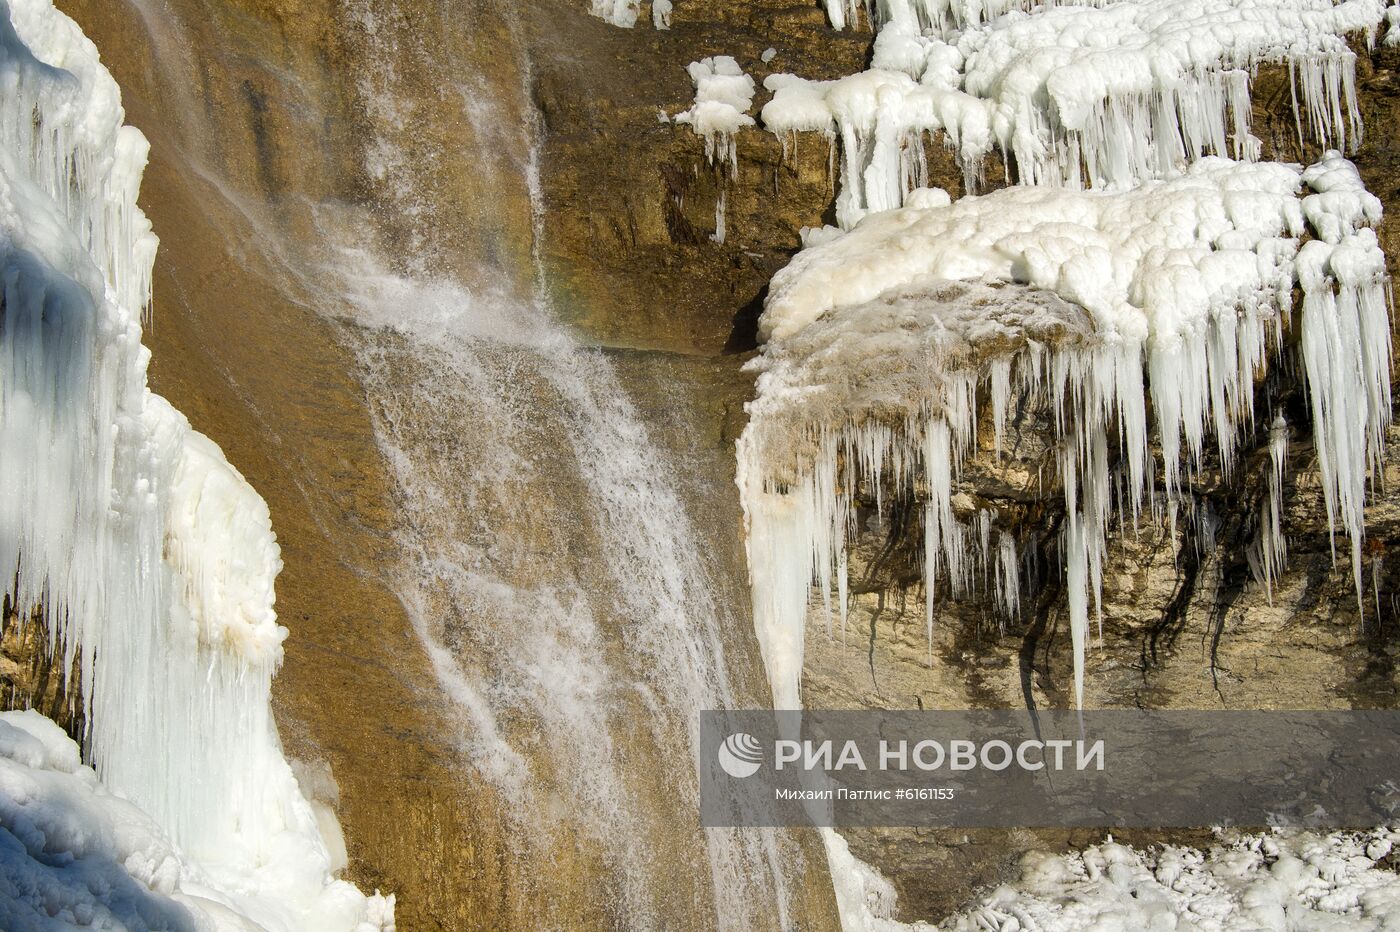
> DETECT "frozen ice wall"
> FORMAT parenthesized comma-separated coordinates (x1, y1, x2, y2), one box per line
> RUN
(738, 5, 1397, 924)
(824, 0, 1116, 33)
(739, 2, 1395, 715)
(0, 0, 387, 928)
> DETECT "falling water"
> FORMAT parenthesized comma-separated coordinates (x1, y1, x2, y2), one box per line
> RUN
(317, 1, 805, 926)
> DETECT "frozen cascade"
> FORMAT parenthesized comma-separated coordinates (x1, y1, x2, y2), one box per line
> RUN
(330, 1, 801, 927)
(738, 155, 1391, 713)
(823, 0, 1116, 33)
(763, 0, 1387, 227)
(726, 3, 1398, 930)
(0, 0, 385, 928)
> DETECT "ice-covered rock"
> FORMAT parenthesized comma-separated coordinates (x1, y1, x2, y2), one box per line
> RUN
(739, 155, 1389, 711)
(765, 0, 1387, 225)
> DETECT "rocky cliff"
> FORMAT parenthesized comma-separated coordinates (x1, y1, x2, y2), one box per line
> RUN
(7, 0, 1400, 927)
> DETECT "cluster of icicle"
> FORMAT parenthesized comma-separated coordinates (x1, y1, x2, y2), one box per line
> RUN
(0, 0, 387, 927)
(669, 56, 756, 243)
(763, 0, 1387, 227)
(738, 148, 1391, 711)
(824, 0, 1118, 32)
(591, 0, 673, 29)
(737, 0, 1396, 716)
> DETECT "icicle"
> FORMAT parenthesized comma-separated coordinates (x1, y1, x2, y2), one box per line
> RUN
(739, 150, 1392, 717)
(1259, 415, 1290, 601)
(674, 58, 753, 247)
(837, 544, 849, 641)
(763, 0, 1388, 221)
(995, 532, 1020, 621)
(1295, 155, 1391, 601)
(652, 0, 673, 29)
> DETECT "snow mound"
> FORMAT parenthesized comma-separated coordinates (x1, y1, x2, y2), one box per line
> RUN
(946, 828, 1400, 931)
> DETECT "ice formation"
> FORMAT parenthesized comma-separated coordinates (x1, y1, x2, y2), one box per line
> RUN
(944, 827, 1400, 930)
(589, 0, 674, 29)
(824, 0, 1115, 34)
(739, 3, 1399, 928)
(674, 56, 755, 243)
(674, 56, 755, 172)
(0, 710, 397, 932)
(764, 0, 1388, 226)
(590, 0, 640, 27)
(738, 154, 1391, 710)
(0, 0, 387, 928)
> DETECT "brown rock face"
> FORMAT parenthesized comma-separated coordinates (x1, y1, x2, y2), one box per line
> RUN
(1, 602, 81, 736)
(528, 0, 869, 353)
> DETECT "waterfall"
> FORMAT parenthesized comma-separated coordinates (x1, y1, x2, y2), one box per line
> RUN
(312, 1, 808, 926)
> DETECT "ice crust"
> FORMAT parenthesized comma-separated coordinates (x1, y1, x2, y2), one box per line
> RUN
(945, 828, 1400, 931)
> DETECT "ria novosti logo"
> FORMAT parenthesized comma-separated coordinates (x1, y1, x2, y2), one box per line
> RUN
(717, 732, 763, 778)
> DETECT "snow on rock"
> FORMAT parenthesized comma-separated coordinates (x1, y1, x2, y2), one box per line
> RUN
(0, 710, 401, 931)
(944, 828, 1400, 931)
(590, 0, 640, 27)
(589, 0, 673, 29)
(674, 56, 755, 243)
(737, 155, 1390, 711)
(765, 0, 1388, 226)
(0, 0, 389, 928)
(675, 56, 756, 174)
(653, 0, 672, 29)
(1, 710, 257, 931)
(0, 712, 202, 932)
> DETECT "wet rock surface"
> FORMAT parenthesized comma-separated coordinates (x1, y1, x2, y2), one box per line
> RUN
(529, 0, 869, 353)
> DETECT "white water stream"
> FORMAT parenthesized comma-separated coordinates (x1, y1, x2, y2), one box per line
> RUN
(321, 2, 801, 926)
